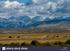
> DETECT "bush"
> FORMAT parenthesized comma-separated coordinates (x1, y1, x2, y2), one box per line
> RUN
(9, 36, 12, 38)
(31, 40, 40, 46)
(21, 42, 27, 46)
(17, 36, 20, 38)
(9, 43, 20, 46)
(44, 42, 51, 46)
(3, 44, 9, 46)
(65, 40, 70, 45)
(54, 42, 64, 46)
(0, 43, 3, 46)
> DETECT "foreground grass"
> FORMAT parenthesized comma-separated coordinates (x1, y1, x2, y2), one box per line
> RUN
(0, 32, 70, 46)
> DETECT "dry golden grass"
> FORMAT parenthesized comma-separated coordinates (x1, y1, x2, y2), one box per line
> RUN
(0, 32, 70, 44)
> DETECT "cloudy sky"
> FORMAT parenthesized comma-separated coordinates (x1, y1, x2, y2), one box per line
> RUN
(0, 0, 70, 19)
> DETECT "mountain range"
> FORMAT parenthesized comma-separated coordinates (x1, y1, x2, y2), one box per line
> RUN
(0, 16, 70, 33)
(0, 16, 69, 27)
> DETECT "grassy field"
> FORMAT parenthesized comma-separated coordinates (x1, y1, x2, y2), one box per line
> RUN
(0, 32, 70, 45)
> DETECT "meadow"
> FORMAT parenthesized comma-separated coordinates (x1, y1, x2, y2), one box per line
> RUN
(0, 32, 70, 46)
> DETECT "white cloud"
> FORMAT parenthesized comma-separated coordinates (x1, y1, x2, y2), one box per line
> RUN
(4, 0, 23, 9)
(32, 0, 48, 4)
(0, 0, 70, 19)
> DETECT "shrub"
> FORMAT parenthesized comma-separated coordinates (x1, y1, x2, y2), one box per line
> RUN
(44, 42, 51, 46)
(31, 40, 40, 46)
(3, 44, 10, 46)
(9, 43, 20, 46)
(9, 36, 12, 38)
(0, 43, 3, 46)
(54, 42, 64, 46)
(17, 36, 20, 38)
(65, 40, 70, 45)
(21, 42, 27, 46)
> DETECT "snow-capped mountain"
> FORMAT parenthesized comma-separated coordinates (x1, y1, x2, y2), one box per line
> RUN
(0, 16, 31, 28)
(0, 16, 70, 28)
